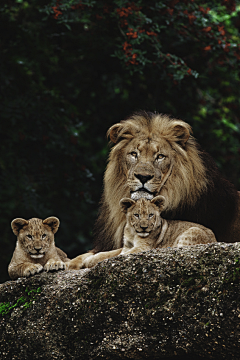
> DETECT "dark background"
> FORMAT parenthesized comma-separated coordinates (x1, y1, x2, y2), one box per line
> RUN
(1, 0, 240, 282)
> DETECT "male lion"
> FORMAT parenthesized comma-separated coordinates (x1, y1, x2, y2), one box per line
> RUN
(9, 217, 69, 280)
(82, 196, 217, 269)
(68, 111, 240, 269)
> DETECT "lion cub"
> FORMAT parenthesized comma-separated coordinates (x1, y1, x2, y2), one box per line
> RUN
(9, 217, 69, 280)
(82, 196, 217, 268)
(120, 196, 217, 252)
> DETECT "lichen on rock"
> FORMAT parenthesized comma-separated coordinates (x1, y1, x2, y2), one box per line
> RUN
(0, 242, 240, 359)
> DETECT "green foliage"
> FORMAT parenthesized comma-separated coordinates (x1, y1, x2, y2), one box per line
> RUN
(0, 0, 240, 282)
(0, 287, 41, 316)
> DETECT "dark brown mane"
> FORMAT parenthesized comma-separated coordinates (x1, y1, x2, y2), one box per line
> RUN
(162, 150, 238, 241)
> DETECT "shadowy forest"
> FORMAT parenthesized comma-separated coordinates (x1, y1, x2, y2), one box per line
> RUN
(1, 0, 240, 283)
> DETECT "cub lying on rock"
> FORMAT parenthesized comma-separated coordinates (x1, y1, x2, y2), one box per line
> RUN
(81, 196, 217, 268)
(9, 217, 69, 280)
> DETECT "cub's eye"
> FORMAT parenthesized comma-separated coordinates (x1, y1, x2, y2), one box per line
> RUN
(27, 234, 32, 239)
(149, 214, 154, 218)
(156, 154, 165, 161)
(134, 214, 139, 218)
(42, 234, 47, 239)
(130, 151, 138, 158)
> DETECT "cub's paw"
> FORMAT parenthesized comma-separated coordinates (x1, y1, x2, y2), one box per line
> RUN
(44, 259, 66, 272)
(23, 264, 43, 277)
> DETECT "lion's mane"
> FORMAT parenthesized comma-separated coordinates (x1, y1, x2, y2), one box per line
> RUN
(93, 111, 239, 252)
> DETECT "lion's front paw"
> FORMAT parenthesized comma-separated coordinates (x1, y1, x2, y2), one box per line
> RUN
(23, 264, 43, 277)
(82, 256, 98, 268)
(67, 253, 94, 270)
(83, 249, 122, 268)
(44, 259, 66, 272)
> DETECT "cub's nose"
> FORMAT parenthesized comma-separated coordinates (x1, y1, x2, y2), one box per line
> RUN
(140, 226, 148, 231)
(34, 246, 42, 253)
(134, 174, 153, 184)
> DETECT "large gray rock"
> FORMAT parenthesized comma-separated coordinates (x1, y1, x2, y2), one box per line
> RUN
(1, 243, 240, 359)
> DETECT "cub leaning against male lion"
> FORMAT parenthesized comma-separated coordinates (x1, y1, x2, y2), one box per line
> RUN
(68, 111, 240, 269)
(83, 196, 217, 268)
(9, 217, 69, 280)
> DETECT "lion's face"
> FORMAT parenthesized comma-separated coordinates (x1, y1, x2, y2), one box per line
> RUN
(120, 196, 165, 237)
(124, 137, 174, 197)
(107, 113, 193, 204)
(11, 217, 59, 259)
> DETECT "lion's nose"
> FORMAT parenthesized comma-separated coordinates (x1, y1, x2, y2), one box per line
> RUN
(134, 174, 153, 184)
(140, 225, 148, 230)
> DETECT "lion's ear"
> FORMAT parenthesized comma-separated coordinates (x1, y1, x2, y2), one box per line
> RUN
(107, 123, 123, 143)
(107, 123, 135, 143)
(43, 217, 60, 234)
(120, 198, 136, 213)
(11, 218, 29, 236)
(151, 196, 165, 212)
(171, 123, 190, 147)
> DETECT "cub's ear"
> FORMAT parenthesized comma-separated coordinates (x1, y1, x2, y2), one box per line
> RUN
(151, 196, 165, 212)
(119, 198, 136, 213)
(43, 217, 60, 234)
(171, 122, 191, 147)
(11, 218, 29, 236)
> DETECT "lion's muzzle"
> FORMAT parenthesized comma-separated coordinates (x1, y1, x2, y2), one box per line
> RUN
(131, 190, 154, 200)
(134, 173, 153, 184)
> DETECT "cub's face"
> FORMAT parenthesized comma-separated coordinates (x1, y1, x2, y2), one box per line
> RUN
(11, 217, 59, 259)
(120, 196, 165, 238)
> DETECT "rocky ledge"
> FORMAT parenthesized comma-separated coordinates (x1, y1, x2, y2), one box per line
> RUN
(0, 242, 240, 360)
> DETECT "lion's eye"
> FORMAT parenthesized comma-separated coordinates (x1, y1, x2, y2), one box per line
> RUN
(134, 214, 139, 218)
(42, 234, 47, 239)
(149, 214, 154, 218)
(156, 154, 165, 161)
(130, 151, 138, 158)
(27, 234, 32, 239)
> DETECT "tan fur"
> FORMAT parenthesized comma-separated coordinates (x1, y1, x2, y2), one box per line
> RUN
(68, 112, 240, 270)
(83, 196, 217, 268)
(103, 114, 208, 249)
(9, 217, 69, 280)
(68, 113, 209, 270)
(80, 249, 122, 269)
(65, 252, 95, 270)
